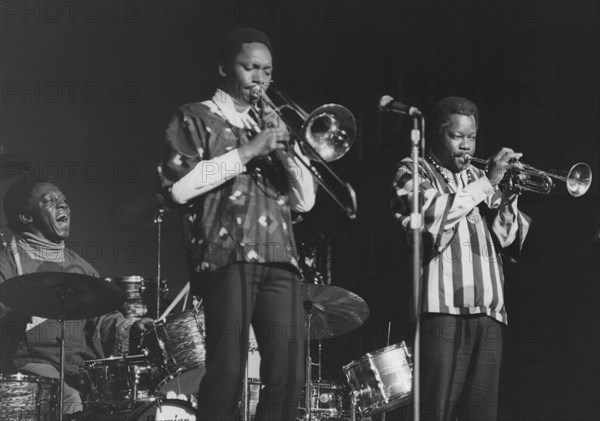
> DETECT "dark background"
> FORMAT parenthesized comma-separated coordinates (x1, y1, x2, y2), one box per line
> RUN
(1, 1, 598, 420)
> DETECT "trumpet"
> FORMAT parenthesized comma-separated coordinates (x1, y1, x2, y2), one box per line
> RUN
(250, 86, 358, 219)
(464, 154, 592, 197)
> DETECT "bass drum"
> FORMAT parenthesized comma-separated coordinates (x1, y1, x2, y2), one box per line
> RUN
(126, 399, 196, 421)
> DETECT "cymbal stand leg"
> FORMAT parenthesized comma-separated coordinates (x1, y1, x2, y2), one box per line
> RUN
(305, 308, 312, 421)
(154, 208, 164, 319)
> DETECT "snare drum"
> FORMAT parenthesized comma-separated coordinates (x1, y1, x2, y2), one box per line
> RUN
(297, 380, 350, 420)
(126, 399, 196, 421)
(343, 341, 412, 416)
(142, 309, 206, 396)
(0, 373, 58, 421)
(83, 354, 155, 403)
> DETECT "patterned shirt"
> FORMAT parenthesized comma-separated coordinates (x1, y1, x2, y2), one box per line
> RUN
(158, 91, 315, 276)
(391, 157, 531, 324)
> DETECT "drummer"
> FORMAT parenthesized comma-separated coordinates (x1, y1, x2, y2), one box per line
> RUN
(0, 179, 152, 420)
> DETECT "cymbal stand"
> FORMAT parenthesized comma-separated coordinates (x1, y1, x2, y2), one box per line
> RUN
(58, 289, 67, 421)
(241, 330, 258, 421)
(317, 340, 322, 380)
(304, 301, 313, 421)
(154, 208, 164, 319)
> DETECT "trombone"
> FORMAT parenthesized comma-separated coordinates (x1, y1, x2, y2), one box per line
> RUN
(464, 154, 592, 197)
(251, 86, 358, 219)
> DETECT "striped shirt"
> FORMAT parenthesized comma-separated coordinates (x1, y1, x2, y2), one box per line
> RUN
(391, 157, 531, 324)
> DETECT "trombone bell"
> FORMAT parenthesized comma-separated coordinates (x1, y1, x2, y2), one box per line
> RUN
(303, 104, 356, 162)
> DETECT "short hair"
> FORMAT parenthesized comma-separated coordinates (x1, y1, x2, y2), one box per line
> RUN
(218, 27, 272, 67)
(427, 96, 479, 140)
(3, 178, 51, 233)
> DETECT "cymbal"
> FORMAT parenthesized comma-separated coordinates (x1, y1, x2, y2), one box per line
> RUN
(110, 194, 177, 231)
(301, 283, 369, 339)
(0, 272, 126, 320)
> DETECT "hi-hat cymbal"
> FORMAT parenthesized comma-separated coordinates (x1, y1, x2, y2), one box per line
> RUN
(301, 283, 369, 339)
(0, 272, 126, 320)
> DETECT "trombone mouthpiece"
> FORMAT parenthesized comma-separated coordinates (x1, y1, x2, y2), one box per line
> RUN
(250, 85, 264, 100)
(463, 154, 473, 162)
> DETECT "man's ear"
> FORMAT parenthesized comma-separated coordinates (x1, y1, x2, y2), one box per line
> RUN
(218, 64, 227, 78)
(18, 213, 33, 225)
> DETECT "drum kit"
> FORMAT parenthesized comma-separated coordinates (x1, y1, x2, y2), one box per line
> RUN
(0, 198, 413, 421)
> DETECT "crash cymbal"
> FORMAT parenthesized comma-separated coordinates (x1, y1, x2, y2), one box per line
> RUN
(0, 272, 126, 320)
(301, 283, 369, 339)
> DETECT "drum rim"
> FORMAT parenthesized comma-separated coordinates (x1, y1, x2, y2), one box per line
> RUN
(157, 364, 205, 389)
(1, 373, 58, 385)
(106, 275, 148, 282)
(343, 341, 407, 371)
(358, 391, 411, 416)
(84, 354, 150, 367)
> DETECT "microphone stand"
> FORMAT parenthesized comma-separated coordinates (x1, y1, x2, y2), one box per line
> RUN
(409, 113, 424, 421)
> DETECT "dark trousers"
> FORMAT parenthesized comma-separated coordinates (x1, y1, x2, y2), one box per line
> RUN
(196, 263, 305, 421)
(419, 314, 503, 421)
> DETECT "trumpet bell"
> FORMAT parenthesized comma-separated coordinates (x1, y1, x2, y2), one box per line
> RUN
(303, 104, 357, 162)
(566, 162, 592, 197)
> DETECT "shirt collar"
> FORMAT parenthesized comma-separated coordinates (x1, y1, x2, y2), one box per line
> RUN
(17, 232, 65, 262)
(204, 89, 257, 130)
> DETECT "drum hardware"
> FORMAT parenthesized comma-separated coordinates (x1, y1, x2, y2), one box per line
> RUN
(0, 272, 126, 421)
(154, 208, 164, 319)
(297, 380, 351, 421)
(464, 154, 592, 197)
(250, 86, 358, 219)
(83, 353, 156, 403)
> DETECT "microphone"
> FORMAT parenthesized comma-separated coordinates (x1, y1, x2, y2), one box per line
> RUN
(379, 95, 421, 116)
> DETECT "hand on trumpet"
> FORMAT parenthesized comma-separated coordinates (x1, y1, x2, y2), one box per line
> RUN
(486, 147, 523, 188)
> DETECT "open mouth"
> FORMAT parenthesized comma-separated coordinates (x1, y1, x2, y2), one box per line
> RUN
(56, 214, 69, 223)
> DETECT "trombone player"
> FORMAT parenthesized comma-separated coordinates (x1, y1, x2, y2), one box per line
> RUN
(391, 96, 531, 421)
(158, 27, 316, 420)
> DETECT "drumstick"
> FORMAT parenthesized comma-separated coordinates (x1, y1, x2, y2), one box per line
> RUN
(181, 288, 190, 311)
(387, 321, 391, 346)
(158, 281, 190, 321)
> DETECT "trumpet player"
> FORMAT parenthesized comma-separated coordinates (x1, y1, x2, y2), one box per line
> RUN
(158, 27, 316, 421)
(391, 96, 531, 421)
